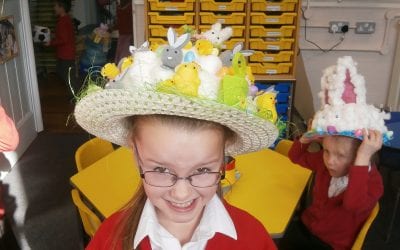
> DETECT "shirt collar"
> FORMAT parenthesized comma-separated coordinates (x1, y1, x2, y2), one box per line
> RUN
(133, 194, 237, 249)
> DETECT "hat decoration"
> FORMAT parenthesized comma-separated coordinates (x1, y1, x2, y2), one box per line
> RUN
(304, 56, 393, 144)
(74, 24, 282, 155)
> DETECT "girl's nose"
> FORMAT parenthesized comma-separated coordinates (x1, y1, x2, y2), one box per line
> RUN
(170, 179, 192, 201)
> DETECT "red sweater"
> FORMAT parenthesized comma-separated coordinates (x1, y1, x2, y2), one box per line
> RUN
(86, 201, 277, 250)
(0, 105, 19, 152)
(50, 14, 75, 60)
(288, 139, 383, 250)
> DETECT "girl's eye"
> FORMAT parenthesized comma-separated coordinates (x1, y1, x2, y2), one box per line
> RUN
(153, 167, 169, 173)
(195, 167, 212, 174)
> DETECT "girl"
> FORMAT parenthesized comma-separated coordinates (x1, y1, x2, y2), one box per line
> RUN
(84, 115, 276, 249)
(74, 25, 279, 249)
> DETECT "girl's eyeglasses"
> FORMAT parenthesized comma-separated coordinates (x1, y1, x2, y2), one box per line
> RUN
(134, 145, 225, 188)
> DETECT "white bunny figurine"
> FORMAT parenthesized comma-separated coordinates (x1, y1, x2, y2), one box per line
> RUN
(201, 22, 233, 47)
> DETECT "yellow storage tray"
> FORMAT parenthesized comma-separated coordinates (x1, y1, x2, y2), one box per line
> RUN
(250, 25, 296, 38)
(200, 12, 246, 25)
(249, 38, 294, 51)
(249, 63, 292, 75)
(251, 0, 297, 12)
(221, 39, 246, 50)
(249, 51, 294, 63)
(200, 0, 246, 12)
(149, 25, 194, 37)
(251, 13, 297, 25)
(199, 25, 245, 37)
(148, 12, 195, 25)
(148, 37, 168, 46)
(148, 0, 195, 11)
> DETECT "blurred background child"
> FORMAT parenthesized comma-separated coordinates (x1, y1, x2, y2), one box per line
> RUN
(280, 56, 392, 250)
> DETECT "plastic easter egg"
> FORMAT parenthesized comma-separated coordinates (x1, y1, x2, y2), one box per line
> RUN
(249, 85, 258, 96)
(184, 51, 196, 62)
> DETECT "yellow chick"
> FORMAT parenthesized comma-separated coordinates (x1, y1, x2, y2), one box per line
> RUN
(195, 39, 214, 56)
(183, 41, 193, 50)
(157, 79, 176, 94)
(101, 63, 120, 80)
(118, 56, 134, 72)
(256, 92, 278, 124)
(173, 62, 201, 97)
(150, 42, 160, 52)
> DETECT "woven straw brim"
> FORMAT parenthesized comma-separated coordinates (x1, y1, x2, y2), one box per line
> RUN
(74, 89, 279, 155)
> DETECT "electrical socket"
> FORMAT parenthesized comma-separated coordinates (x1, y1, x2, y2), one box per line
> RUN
(329, 21, 349, 33)
(355, 22, 376, 34)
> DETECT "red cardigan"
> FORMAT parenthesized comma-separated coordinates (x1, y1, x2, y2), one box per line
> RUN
(0, 105, 19, 152)
(288, 139, 383, 250)
(50, 15, 75, 60)
(86, 201, 277, 250)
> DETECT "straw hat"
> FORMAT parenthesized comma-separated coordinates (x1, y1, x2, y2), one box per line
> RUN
(304, 56, 393, 144)
(74, 26, 279, 155)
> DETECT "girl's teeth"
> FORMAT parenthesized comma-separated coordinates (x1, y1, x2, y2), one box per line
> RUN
(171, 200, 193, 208)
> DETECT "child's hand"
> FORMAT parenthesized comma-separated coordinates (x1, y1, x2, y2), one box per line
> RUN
(299, 119, 317, 144)
(354, 129, 382, 166)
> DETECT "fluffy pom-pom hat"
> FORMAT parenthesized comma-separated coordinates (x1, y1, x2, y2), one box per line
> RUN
(304, 56, 393, 144)
(74, 26, 279, 155)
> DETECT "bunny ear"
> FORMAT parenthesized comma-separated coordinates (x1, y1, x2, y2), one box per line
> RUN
(129, 45, 137, 54)
(240, 50, 254, 57)
(141, 41, 149, 48)
(232, 42, 243, 54)
(265, 86, 276, 93)
(173, 33, 191, 49)
(167, 27, 176, 46)
(219, 27, 233, 41)
(212, 22, 222, 31)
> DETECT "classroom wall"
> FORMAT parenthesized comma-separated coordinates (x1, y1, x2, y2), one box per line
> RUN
(295, 0, 400, 121)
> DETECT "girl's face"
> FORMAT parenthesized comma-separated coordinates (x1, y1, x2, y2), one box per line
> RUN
(322, 136, 358, 177)
(133, 120, 225, 231)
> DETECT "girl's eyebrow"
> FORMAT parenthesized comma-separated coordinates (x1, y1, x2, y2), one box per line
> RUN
(143, 158, 222, 170)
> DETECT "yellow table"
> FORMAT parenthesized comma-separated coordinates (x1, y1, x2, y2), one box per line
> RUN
(70, 146, 311, 238)
(70, 147, 141, 218)
(224, 150, 311, 238)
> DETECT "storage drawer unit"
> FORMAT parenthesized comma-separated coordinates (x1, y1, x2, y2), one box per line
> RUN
(249, 38, 295, 51)
(249, 51, 294, 63)
(148, 12, 195, 25)
(200, 12, 246, 25)
(250, 25, 296, 38)
(250, 63, 292, 75)
(251, 0, 298, 12)
(148, 0, 195, 11)
(251, 12, 297, 25)
(149, 25, 195, 37)
(200, 0, 246, 12)
(199, 25, 245, 37)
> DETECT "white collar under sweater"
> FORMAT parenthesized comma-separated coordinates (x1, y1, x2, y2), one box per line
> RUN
(133, 194, 237, 250)
(328, 164, 371, 198)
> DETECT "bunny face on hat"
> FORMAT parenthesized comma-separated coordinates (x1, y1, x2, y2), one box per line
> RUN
(161, 28, 191, 69)
(201, 22, 233, 47)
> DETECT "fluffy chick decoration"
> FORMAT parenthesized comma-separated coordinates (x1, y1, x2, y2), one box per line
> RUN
(195, 39, 217, 56)
(255, 87, 278, 124)
(172, 62, 201, 97)
(101, 63, 120, 80)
